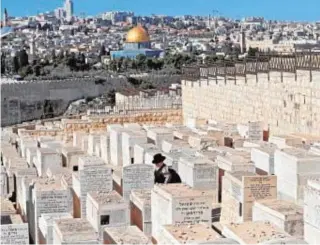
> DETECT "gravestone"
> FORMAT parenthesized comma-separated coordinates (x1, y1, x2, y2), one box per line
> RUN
(122, 164, 154, 201)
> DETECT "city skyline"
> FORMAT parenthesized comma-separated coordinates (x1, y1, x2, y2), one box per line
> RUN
(1, 0, 320, 21)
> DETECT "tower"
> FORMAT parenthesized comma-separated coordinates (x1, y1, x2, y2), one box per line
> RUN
(240, 25, 246, 54)
(30, 36, 35, 56)
(3, 8, 8, 27)
(64, 0, 74, 22)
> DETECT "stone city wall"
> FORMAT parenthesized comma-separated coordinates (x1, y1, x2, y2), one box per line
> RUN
(0, 77, 128, 127)
(182, 70, 320, 135)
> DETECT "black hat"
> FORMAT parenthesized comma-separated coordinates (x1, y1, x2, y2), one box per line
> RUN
(152, 153, 166, 164)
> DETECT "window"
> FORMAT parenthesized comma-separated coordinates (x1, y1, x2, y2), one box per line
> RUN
(100, 215, 110, 225)
(73, 165, 78, 171)
(239, 202, 242, 217)
(131, 158, 134, 164)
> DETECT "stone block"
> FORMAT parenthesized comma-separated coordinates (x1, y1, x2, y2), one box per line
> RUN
(151, 184, 213, 242)
(252, 199, 304, 238)
(122, 130, 147, 166)
(86, 191, 129, 241)
(122, 164, 154, 201)
(36, 148, 62, 176)
(38, 213, 72, 244)
(178, 155, 216, 189)
(146, 127, 174, 147)
(0, 214, 29, 244)
(103, 225, 151, 244)
(52, 218, 99, 244)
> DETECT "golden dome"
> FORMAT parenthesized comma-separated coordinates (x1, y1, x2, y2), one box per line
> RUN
(126, 25, 150, 43)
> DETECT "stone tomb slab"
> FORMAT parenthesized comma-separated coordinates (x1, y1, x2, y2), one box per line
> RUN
(103, 225, 151, 244)
(122, 130, 147, 166)
(36, 148, 62, 176)
(252, 199, 304, 238)
(38, 212, 72, 244)
(146, 127, 174, 146)
(122, 164, 154, 200)
(134, 143, 158, 165)
(53, 218, 99, 244)
(242, 175, 277, 221)
(0, 214, 29, 244)
(130, 189, 151, 235)
(86, 191, 130, 240)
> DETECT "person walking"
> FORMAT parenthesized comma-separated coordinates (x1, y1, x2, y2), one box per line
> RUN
(152, 153, 181, 184)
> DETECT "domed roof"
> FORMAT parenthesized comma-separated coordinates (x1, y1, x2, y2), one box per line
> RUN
(126, 25, 150, 43)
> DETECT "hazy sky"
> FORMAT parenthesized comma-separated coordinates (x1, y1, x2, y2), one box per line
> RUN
(1, 0, 320, 21)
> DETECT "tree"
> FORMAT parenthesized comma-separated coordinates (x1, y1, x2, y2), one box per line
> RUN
(33, 65, 41, 76)
(136, 54, 147, 70)
(109, 59, 117, 71)
(12, 56, 20, 73)
(18, 49, 29, 68)
(106, 89, 116, 105)
(248, 47, 259, 57)
(19, 65, 33, 77)
(51, 49, 56, 61)
(1, 53, 6, 74)
(99, 45, 106, 57)
(66, 52, 77, 71)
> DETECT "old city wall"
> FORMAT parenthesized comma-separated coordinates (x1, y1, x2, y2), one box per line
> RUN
(1, 77, 128, 126)
(182, 70, 320, 135)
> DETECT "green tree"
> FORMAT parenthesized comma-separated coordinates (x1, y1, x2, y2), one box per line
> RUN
(18, 49, 29, 67)
(106, 89, 116, 105)
(66, 52, 77, 71)
(19, 65, 33, 77)
(248, 47, 259, 57)
(99, 45, 106, 57)
(12, 56, 20, 73)
(33, 65, 41, 76)
(1, 53, 6, 74)
(136, 54, 147, 70)
(51, 49, 56, 61)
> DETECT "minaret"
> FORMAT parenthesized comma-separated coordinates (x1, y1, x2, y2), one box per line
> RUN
(30, 36, 35, 56)
(240, 25, 246, 54)
(208, 14, 211, 29)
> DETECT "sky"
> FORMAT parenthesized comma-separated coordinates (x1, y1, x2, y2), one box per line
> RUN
(1, 0, 320, 21)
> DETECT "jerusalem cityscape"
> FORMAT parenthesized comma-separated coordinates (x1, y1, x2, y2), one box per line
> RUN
(0, 0, 320, 244)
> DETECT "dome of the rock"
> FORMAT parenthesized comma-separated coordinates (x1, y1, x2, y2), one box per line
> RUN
(126, 25, 150, 43)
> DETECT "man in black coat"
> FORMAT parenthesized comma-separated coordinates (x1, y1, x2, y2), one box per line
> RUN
(152, 153, 181, 184)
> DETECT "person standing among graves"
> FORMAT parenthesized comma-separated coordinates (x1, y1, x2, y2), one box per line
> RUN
(152, 153, 181, 184)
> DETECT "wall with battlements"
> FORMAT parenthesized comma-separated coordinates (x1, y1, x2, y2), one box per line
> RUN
(182, 67, 320, 135)
(0, 77, 128, 127)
